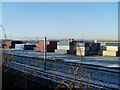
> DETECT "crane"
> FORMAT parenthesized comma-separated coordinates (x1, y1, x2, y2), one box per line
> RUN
(0, 25, 7, 39)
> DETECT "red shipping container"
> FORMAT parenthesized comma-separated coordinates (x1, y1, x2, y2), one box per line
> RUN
(36, 40, 57, 52)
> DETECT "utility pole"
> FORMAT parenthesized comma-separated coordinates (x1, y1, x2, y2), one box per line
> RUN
(36, 37, 37, 41)
(44, 37, 47, 70)
(26, 32, 27, 43)
(82, 26, 83, 42)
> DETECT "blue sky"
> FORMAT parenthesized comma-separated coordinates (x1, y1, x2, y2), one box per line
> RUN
(0, 3, 2, 38)
(0, 3, 1, 25)
(2, 2, 118, 40)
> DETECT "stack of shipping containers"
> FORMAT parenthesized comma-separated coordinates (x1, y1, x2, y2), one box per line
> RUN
(55, 39, 76, 54)
(103, 43, 120, 56)
(76, 42, 100, 56)
(95, 40, 120, 56)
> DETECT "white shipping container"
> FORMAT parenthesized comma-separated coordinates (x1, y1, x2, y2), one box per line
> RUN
(106, 46, 119, 51)
(103, 51, 118, 56)
(55, 49, 68, 54)
(15, 44, 24, 50)
(76, 47, 85, 56)
(57, 45, 70, 50)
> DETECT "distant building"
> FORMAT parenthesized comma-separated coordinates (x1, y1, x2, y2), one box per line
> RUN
(36, 40, 57, 52)
(3, 40, 22, 49)
(55, 39, 76, 54)
(76, 42, 100, 56)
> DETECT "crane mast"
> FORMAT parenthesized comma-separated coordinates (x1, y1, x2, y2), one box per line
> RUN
(0, 25, 7, 39)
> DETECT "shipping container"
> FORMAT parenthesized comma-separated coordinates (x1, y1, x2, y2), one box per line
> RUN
(3, 40, 22, 49)
(24, 45, 35, 50)
(106, 46, 119, 51)
(57, 42, 70, 46)
(36, 41, 57, 52)
(103, 51, 119, 56)
(15, 44, 24, 50)
(55, 49, 69, 54)
(106, 43, 120, 46)
(15, 44, 36, 50)
(57, 45, 70, 50)
(76, 47, 85, 56)
(11, 41, 23, 48)
(100, 46, 106, 50)
(76, 42, 100, 56)
(56, 40, 76, 54)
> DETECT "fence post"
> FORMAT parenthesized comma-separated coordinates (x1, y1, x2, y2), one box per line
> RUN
(44, 37, 47, 70)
